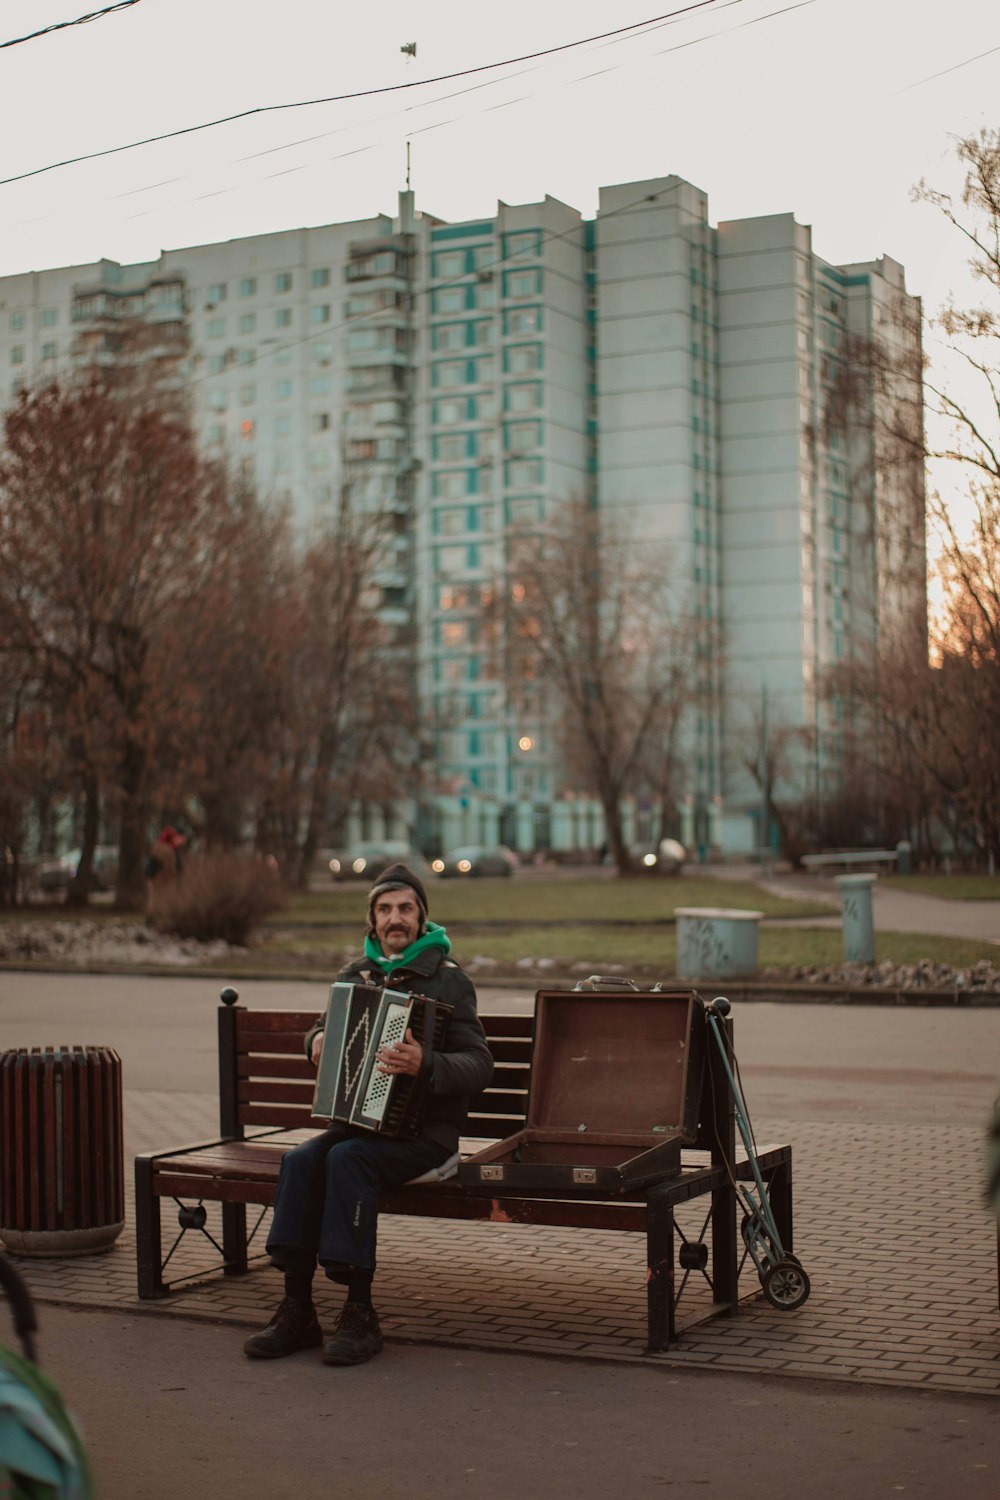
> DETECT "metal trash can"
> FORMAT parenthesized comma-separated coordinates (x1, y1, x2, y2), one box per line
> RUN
(0, 1046, 124, 1257)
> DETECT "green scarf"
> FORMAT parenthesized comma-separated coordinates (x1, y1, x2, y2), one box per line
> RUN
(363, 920, 452, 975)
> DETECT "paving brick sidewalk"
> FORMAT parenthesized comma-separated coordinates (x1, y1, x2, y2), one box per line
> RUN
(9, 1089, 998, 1397)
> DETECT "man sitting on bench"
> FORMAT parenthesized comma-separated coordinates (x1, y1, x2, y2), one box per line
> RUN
(244, 863, 493, 1367)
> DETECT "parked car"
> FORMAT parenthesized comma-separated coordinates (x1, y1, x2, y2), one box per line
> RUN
(35, 845, 119, 894)
(327, 841, 429, 881)
(629, 838, 687, 876)
(431, 845, 519, 878)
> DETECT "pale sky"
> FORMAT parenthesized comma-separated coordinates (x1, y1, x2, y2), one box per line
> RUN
(2, 0, 994, 302)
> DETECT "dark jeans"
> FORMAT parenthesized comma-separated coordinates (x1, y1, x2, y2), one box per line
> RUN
(265, 1127, 450, 1279)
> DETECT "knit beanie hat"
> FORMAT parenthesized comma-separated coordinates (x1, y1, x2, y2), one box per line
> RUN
(367, 863, 429, 934)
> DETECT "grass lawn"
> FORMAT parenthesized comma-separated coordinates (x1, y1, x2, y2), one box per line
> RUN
(278, 875, 832, 927)
(254, 920, 998, 975)
(881, 874, 1000, 901)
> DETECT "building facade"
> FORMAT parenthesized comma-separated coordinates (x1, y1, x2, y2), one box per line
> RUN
(0, 175, 925, 857)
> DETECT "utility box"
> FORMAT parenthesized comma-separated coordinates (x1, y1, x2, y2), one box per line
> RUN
(0, 1046, 125, 1256)
(675, 907, 764, 980)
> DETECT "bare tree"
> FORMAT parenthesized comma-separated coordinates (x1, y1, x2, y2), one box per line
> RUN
(494, 498, 703, 874)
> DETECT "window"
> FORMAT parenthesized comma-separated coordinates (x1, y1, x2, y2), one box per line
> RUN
(435, 287, 466, 315)
(435, 434, 467, 463)
(274, 450, 291, 473)
(240, 384, 256, 404)
(433, 324, 465, 352)
(238, 313, 256, 334)
(433, 250, 466, 278)
(239, 348, 257, 366)
(239, 277, 256, 298)
(207, 284, 226, 304)
(436, 546, 467, 575)
(312, 412, 331, 432)
(275, 308, 292, 328)
(503, 229, 541, 261)
(207, 355, 225, 374)
(504, 308, 540, 336)
(9, 312, 25, 332)
(507, 458, 542, 488)
(42, 341, 57, 360)
(437, 509, 466, 536)
(275, 414, 291, 437)
(470, 320, 495, 346)
(441, 621, 468, 647)
(473, 245, 495, 271)
(309, 304, 331, 325)
(436, 361, 466, 387)
(309, 375, 331, 396)
(41, 308, 58, 327)
(274, 272, 293, 293)
(436, 399, 465, 425)
(505, 269, 540, 299)
(509, 497, 542, 525)
(241, 419, 255, 440)
(274, 380, 293, 400)
(10, 346, 24, 365)
(208, 390, 227, 411)
(308, 449, 330, 469)
(207, 317, 226, 338)
(506, 344, 541, 374)
(435, 470, 468, 499)
(207, 425, 225, 446)
(310, 268, 330, 288)
(506, 421, 540, 453)
(506, 382, 540, 412)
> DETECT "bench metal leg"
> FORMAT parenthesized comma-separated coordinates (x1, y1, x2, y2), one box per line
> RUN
(767, 1152, 794, 1255)
(222, 1202, 249, 1276)
(134, 1156, 165, 1299)
(645, 1186, 676, 1352)
(711, 1176, 739, 1316)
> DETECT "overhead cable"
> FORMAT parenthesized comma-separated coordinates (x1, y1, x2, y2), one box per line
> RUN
(1, 1, 144, 51)
(0, 1, 731, 186)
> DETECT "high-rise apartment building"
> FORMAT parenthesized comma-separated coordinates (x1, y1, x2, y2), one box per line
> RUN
(0, 175, 924, 857)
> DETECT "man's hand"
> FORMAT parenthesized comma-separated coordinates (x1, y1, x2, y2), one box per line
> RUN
(376, 1027, 423, 1077)
(310, 1032, 324, 1068)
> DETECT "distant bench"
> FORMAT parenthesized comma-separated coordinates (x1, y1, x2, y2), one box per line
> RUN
(134, 991, 795, 1352)
(801, 850, 899, 874)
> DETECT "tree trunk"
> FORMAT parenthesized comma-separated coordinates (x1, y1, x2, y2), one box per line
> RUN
(65, 773, 100, 909)
(114, 739, 149, 912)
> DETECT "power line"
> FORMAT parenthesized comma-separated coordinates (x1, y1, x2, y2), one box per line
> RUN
(1, 1, 731, 187)
(892, 40, 1000, 96)
(1, 1, 144, 51)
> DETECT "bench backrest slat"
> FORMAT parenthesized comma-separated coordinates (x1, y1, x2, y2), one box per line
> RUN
(229, 1005, 532, 1143)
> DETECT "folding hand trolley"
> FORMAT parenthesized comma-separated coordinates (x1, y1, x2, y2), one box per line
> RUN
(704, 996, 811, 1310)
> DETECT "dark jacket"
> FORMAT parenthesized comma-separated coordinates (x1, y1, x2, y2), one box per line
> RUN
(307, 945, 494, 1153)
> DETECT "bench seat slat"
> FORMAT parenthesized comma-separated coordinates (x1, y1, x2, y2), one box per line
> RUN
(238, 1056, 314, 1080)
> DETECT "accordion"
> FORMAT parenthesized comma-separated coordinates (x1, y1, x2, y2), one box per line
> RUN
(312, 981, 453, 1138)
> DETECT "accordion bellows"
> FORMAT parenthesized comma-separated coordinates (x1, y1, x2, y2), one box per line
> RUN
(312, 982, 453, 1138)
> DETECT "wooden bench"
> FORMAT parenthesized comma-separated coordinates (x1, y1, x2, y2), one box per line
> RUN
(801, 850, 898, 873)
(134, 990, 795, 1351)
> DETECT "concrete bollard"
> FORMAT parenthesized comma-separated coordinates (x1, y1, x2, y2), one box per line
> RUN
(675, 907, 764, 980)
(835, 874, 877, 963)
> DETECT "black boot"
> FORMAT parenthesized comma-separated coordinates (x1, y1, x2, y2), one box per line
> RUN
(321, 1302, 384, 1366)
(243, 1297, 322, 1359)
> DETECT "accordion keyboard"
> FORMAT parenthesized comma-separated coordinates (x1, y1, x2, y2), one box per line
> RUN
(360, 1003, 410, 1122)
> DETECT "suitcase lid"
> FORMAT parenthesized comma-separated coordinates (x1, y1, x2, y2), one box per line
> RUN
(526, 989, 705, 1138)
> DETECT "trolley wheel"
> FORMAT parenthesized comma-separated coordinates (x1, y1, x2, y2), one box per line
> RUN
(762, 1259, 810, 1311)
